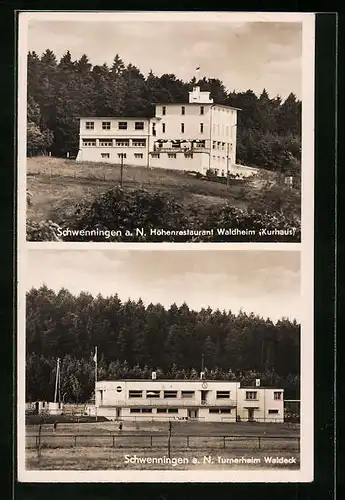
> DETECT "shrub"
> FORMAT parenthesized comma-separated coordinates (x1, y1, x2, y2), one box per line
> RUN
(27, 186, 301, 242)
(27, 219, 63, 241)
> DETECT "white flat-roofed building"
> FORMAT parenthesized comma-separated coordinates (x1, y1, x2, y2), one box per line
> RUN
(76, 117, 151, 166)
(92, 378, 284, 423)
(237, 386, 284, 423)
(76, 86, 251, 177)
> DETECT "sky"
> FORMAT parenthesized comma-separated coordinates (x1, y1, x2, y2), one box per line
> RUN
(26, 17, 302, 99)
(26, 249, 300, 322)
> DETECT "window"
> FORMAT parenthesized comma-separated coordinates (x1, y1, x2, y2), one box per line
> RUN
(212, 141, 216, 149)
(102, 121, 111, 130)
(157, 408, 167, 413)
(85, 121, 94, 129)
(135, 121, 144, 130)
(216, 391, 231, 399)
(163, 391, 177, 398)
(181, 123, 185, 133)
(246, 391, 258, 400)
(134, 153, 143, 159)
(130, 408, 152, 413)
(146, 390, 160, 398)
(181, 391, 194, 398)
(82, 139, 96, 147)
(184, 153, 193, 159)
(151, 153, 160, 159)
(162, 123, 166, 133)
(200, 123, 204, 133)
(116, 386, 122, 392)
(162, 106, 166, 115)
(117, 153, 127, 159)
(118, 121, 127, 130)
(101, 153, 110, 159)
(168, 153, 177, 159)
(200, 106, 204, 115)
(274, 392, 282, 400)
(181, 106, 185, 115)
(209, 408, 232, 414)
(99, 139, 113, 147)
(152, 124, 156, 136)
(129, 390, 142, 398)
(221, 170, 225, 177)
(115, 139, 129, 147)
(132, 139, 146, 147)
(167, 408, 178, 414)
(268, 409, 279, 414)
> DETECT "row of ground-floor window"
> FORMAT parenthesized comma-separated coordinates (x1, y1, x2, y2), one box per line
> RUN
(90, 406, 283, 422)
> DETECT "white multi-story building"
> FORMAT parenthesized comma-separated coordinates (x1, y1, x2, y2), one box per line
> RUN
(91, 376, 284, 423)
(76, 86, 253, 177)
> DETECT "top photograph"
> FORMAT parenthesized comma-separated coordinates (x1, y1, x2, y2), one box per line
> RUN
(19, 12, 315, 243)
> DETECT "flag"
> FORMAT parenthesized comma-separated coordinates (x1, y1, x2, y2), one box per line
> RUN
(93, 348, 97, 363)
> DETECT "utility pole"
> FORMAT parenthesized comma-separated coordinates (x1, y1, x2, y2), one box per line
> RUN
(168, 420, 172, 458)
(94, 346, 98, 422)
(226, 143, 230, 188)
(120, 153, 124, 188)
(54, 358, 60, 404)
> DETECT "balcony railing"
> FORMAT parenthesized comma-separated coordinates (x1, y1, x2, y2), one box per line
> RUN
(99, 399, 238, 408)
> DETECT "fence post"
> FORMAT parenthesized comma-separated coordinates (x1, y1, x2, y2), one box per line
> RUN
(112, 435, 115, 448)
(258, 437, 261, 449)
(74, 435, 77, 447)
(223, 436, 226, 449)
(150, 435, 153, 447)
(187, 436, 189, 448)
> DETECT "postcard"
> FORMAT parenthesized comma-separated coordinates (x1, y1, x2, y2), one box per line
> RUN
(18, 11, 315, 243)
(17, 10, 315, 484)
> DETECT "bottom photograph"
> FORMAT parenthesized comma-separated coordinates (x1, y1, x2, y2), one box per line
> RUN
(20, 248, 303, 480)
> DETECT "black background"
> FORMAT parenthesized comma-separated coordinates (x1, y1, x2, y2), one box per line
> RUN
(0, 6, 338, 500)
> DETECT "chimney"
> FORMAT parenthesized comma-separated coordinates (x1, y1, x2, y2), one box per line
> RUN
(255, 378, 261, 387)
(151, 371, 157, 380)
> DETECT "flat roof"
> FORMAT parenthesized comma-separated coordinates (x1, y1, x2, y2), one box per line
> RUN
(153, 103, 241, 111)
(240, 386, 283, 390)
(78, 116, 151, 120)
(97, 379, 238, 383)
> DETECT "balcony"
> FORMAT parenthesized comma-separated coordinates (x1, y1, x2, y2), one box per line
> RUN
(100, 398, 237, 408)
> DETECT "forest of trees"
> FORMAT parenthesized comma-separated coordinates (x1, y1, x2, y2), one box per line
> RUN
(26, 286, 300, 403)
(27, 50, 301, 174)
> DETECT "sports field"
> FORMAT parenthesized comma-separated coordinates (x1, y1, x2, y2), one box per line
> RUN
(25, 420, 300, 471)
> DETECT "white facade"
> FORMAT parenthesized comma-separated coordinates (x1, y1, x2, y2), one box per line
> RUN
(76, 87, 252, 178)
(93, 379, 284, 423)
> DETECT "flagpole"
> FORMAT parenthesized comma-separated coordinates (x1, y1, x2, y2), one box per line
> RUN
(94, 346, 98, 422)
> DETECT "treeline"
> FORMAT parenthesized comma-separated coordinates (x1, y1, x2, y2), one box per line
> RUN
(27, 50, 301, 172)
(26, 286, 300, 401)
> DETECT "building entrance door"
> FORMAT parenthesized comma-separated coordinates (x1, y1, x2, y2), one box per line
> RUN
(116, 408, 121, 418)
(248, 408, 255, 422)
(188, 409, 198, 419)
(201, 390, 208, 404)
